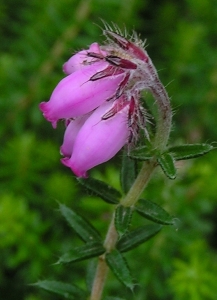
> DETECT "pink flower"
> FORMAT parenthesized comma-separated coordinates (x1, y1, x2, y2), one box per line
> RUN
(61, 100, 130, 178)
(39, 24, 158, 176)
(39, 61, 125, 128)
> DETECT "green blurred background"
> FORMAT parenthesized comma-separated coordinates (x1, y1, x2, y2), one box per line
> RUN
(1, 0, 217, 299)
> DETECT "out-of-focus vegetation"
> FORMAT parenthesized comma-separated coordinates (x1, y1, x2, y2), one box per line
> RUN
(1, 0, 217, 299)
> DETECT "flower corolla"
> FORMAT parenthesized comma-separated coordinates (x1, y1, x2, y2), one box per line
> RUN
(39, 26, 155, 177)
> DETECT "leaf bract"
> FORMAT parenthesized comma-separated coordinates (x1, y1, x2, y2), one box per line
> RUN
(120, 152, 137, 194)
(57, 241, 105, 264)
(59, 204, 101, 242)
(169, 143, 214, 160)
(135, 199, 174, 225)
(77, 177, 120, 204)
(33, 280, 87, 299)
(115, 205, 133, 237)
(106, 249, 134, 290)
(117, 224, 162, 253)
(157, 152, 176, 179)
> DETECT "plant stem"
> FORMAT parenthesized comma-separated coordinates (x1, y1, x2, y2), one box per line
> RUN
(120, 159, 157, 207)
(89, 160, 156, 300)
(90, 214, 118, 300)
(89, 254, 108, 300)
(121, 74, 172, 207)
(90, 69, 172, 300)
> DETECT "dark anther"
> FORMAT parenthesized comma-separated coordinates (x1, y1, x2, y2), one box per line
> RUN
(87, 52, 104, 59)
(106, 55, 137, 69)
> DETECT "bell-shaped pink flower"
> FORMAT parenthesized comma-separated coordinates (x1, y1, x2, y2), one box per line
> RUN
(39, 61, 125, 128)
(61, 100, 130, 177)
(63, 42, 106, 75)
(39, 25, 157, 176)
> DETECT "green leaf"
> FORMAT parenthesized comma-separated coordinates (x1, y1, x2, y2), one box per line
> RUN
(157, 152, 176, 179)
(129, 146, 153, 161)
(77, 177, 120, 204)
(33, 280, 87, 299)
(117, 224, 162, 253)
(106, 249, 134, 290)
(168, 143, 214, 160)
(120, 151, 137, 194)
(59, 204, 101, 242)
(86, 259, 97, 292)
(115, 205, 133, 237)
(57, 241, 105, 264)
(135, 199, 174, 225)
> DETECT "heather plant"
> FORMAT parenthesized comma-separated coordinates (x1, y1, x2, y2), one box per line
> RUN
(35, 22, 214, 300)
(1, 2, 217, 300)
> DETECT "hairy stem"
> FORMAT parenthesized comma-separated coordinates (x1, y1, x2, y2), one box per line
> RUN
(121, 72, 172, 207)
(120, 159, 157, 207)
(89, 255, 108, 300)
(89, 161, 156, 300)
(90, 214, 118, 300)
(90, 70, 172, 300)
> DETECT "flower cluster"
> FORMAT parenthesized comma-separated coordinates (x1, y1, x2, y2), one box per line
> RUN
(39, 26, 158, 177)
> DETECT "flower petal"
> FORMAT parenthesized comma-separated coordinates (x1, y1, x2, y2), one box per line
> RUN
(63, 43, 107, 75)
(60, 113, 91, 157)
(61, 99, 130, 177)
(39, 61, 125, 127)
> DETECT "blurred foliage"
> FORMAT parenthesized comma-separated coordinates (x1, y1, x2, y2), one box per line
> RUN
(168, 240, 217, 300)
(0, 0, 217, 299)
